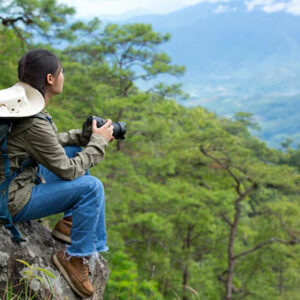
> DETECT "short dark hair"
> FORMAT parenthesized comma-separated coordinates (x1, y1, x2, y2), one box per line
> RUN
(18, 49, 61, 96)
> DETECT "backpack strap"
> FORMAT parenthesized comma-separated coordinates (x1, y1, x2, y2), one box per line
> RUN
(0, 136, 26, 242)
(32, 112, 52, 124)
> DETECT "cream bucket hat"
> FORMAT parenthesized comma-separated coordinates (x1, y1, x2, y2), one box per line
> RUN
(0, 82, 45, 118)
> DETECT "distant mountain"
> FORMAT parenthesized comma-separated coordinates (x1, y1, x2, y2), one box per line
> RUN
(122, 1, 300, 148)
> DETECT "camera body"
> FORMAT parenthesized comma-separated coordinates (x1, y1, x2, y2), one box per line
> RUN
(82, 116, 126, 140)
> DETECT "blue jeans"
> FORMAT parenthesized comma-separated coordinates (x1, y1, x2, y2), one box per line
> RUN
(13, 146, 108, 256)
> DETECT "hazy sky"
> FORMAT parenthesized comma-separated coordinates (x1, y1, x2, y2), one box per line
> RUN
(57, 0, 300, 18)
(57, 0, 207, 17)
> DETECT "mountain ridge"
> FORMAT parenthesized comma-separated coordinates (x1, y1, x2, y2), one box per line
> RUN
(119, 1, 300, 147)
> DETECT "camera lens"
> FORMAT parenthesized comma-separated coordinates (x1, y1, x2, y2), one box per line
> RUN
(112, 121, 126, 139)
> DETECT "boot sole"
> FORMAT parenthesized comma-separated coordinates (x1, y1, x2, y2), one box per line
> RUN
(51, 230, 71, 244)
(52, 253, 92, 299)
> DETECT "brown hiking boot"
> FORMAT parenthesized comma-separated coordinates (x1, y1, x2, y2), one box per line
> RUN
(52, 249, 94, 298)
(52, 216, 72, 244)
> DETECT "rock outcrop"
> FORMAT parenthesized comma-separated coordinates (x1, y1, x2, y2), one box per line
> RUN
(0, 220, 109, 299)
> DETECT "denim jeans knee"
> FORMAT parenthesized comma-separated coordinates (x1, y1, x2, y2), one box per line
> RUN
(13, 146, 108, 256)
(66, 175, 108, 256)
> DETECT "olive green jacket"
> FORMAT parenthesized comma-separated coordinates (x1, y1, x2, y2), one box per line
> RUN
(0, 110, 108, 217)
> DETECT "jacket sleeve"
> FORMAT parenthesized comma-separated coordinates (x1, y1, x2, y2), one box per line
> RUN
(24, 119, 108, 180)
(57, 129, 89, 147)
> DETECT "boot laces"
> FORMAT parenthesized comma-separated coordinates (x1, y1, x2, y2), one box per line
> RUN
(81, 259, 90, 278)
(63, 250, 91, 278)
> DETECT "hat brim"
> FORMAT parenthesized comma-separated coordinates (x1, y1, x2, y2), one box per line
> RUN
(0, 82, 45, 118)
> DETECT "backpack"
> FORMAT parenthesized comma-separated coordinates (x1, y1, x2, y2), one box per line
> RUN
(0, 113, 49, 243)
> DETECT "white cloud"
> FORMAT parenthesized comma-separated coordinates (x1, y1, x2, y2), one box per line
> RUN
(245, 0, 274, 12)
(208, 0, 230, 3)
(58, 0, 232, 18)
(263, 2, 287, 13)
(213, 4, 237, 13)
(245, 0, 300, 15)
(286, 0, 300, 15)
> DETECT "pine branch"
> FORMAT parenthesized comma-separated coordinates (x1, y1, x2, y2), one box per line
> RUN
(234, 237, 299, 260)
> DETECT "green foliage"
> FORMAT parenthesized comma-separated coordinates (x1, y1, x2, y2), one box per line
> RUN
(104, 250, 163, 300)
(234, 112, 261, 131)
(0, 26, 23, 88)
(17, 259, 56, 284)
(0, 0, 77, 44)
(0, 3, 300, 299)
(66, 20, 185, 97)
(1, 260, 56, 300)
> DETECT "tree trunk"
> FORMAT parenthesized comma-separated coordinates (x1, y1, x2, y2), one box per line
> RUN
(182, 225, 192, 300)
(182, 265, 189, 300)
(225, 200, 241, 300)
(278, 266, 284, 295)
(116, 139, 124, 151)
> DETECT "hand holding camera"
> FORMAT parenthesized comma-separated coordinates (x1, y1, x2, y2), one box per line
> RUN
(82, 116, 126, 142)
(92, 119, 114, 142)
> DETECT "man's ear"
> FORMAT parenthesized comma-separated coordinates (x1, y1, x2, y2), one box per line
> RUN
(46, 73, 54, 85)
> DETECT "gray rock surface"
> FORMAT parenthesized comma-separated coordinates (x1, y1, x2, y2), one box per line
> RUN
(0, 221, 109, 299)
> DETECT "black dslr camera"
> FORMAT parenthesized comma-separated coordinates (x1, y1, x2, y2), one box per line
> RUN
(82, 116, 126, 140)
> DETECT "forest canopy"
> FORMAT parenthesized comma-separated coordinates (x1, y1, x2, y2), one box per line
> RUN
(1, 1, 300, 299)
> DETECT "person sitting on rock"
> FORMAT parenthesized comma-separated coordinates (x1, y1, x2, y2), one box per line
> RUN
(0, 48, 113, 298)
